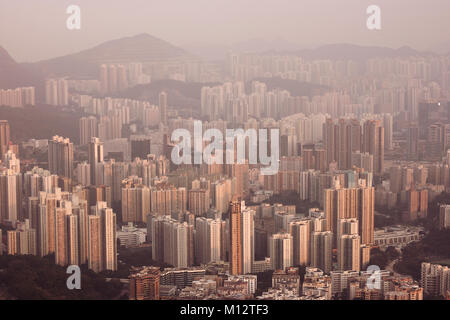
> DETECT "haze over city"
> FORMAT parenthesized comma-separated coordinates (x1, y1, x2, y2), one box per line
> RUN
(0, 0, 449, 306)
(1, 0, 450, 62)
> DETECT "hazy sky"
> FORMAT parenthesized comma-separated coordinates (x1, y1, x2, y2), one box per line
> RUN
(1, 0, 449, 62)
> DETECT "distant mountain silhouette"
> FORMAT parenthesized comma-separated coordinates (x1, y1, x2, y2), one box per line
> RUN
(0, 46, 15, 65)
(183, 37, 305, 61)
(292, 44, 433, 60)
(184, 41, 435, 62)
(0, 46, 44, 90)
(33, 33, 196, 77)
(0, 39, 439, 94)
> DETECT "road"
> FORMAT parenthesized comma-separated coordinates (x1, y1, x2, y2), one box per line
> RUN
(385, 258, 401, 276)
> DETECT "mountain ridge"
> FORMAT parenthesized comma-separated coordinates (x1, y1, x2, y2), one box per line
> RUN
(0, 46, 44, 90)
(32, 33, 197, 77)
(0, 36, 442, 90)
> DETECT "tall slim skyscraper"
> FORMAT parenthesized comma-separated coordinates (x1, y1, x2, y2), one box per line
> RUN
(188, 189, 210, 217)
(229, 200, 242, 275)
(100, 205, 117, 272)
(55, 207, 68, 266)
(121, 179, 150, 223)
(0, 120, 10, 159)
(323, 118, 361, 170)
(407, 125, 419, 160)
(439, 205, 450, 230)
(37, 192, 60, 257)
(57, 78, 69, 106)
(289, 219, 311, 266)
(79, 116, 98, 146)
(88, 201, 117, 272)
(88, 137, 104, 186)
(67, 214, 79, 266)
(338, 234, 361, 271)
(323, 118, 336, 166)
(268, 232, 293, 270)
(0, 170, 22, 223)
(117, 65, 129, 91)
(48, 136, 74, 180)
(241, 205, 255, 274)
(7, 230, 19, 255)
(87, 214, 102, 272)
(359, 186, 375, 245)
(229, 200, 255, 275)
(151, 216, 194, 268)
(195, 217, 222, 265)
(337, 218, 360, 271)
(159, 91, 168, 126)
(362, 120, 384, 174)
(311, 231, 333, 273)
(108, 65, 118, 94)
(323, 186, 374, 246)
(45, 79, 68, 106)
(99, 64, 108, 95)
(383, 114, 393, 150)
(45, 79, 58, 106)
(74, 198, 89, 265)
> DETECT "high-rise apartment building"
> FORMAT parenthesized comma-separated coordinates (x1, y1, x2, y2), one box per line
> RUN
(48, 136, 74, 180)
(88, 137, 104, 186)
(407, 125, 419, 160)
(323, 118, 361, 170)
(323, 186, 374, 246)
(79, 116, 98, 146)
(87, 214, 102, 272)
(55, 207, 68, 266)
(268, 232, 293, 270)
(311, 231, 333, 273)
(159, 91, 168, 126)
(87, 202, 117, 272)
(229, 200, 242, 275)
(151, 216, 194, 268)
(229, 200, 255, 275)
(195, 217, 222, 265)
(99, 64, 108, 95)
(121, 178, 150, 223)
(212, 178, 234, 214)
(421, 263, 450, 297)
(289, 219, 311, 266)
(362, 120, 384, 174)
(108, 65, 118, 94)
(0, 169, 22, 223)
(439, 205, 450, 230)
(45, 79, 68, 106)
(100, 204, 117, 272)
(67, 214, 79, 266)
(188, 189, 210, 217)
(0, 120, 10, 159)
(149, 186, 187, 216)
(338, 234, 361, 272)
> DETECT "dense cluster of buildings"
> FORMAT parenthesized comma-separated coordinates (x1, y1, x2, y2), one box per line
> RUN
(0, 87, 35, 107)
(128, 265, 423, 300)
(0, 46, 449, 301)
(421, 263, 450, 299)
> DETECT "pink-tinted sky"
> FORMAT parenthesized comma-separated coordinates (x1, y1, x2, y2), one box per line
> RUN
(1, 0, 449, 62)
